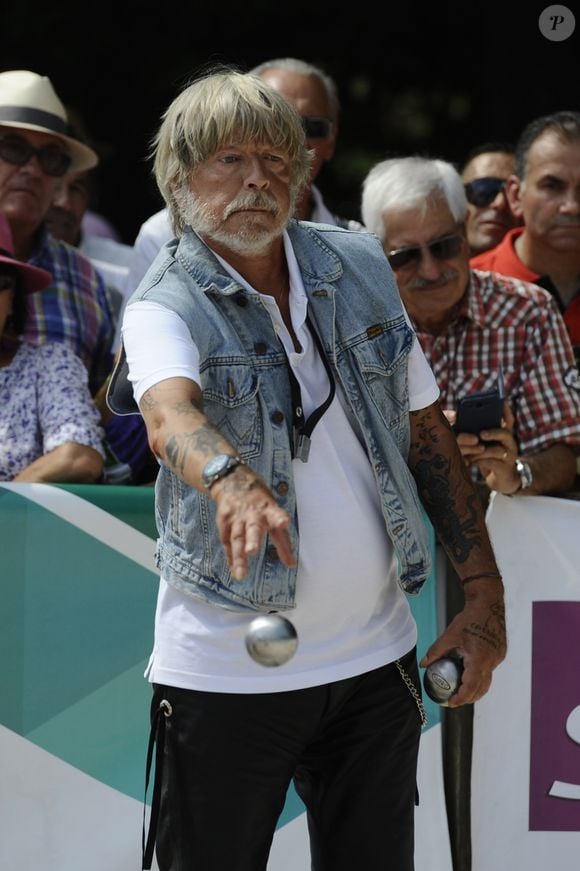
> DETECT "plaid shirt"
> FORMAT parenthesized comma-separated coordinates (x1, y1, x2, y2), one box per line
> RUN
(413, 269, 580, 455)
(25, 228, 116, 394)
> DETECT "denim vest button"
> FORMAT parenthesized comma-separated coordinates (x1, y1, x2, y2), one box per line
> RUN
(254, 342, 267, 355)
(235, 292, 247, 307)
(271, 410, 284, 424)
(267, 545, 279, 561)
(276, 481, 289, 495)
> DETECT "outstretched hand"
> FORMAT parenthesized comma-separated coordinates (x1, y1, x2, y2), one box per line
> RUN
(211, 465, 295, 580)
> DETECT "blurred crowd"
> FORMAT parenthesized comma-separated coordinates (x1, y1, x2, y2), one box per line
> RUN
(1, 61, 579, 494)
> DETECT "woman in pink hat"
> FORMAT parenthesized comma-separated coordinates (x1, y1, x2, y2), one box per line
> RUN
(0, 213, 105, 481)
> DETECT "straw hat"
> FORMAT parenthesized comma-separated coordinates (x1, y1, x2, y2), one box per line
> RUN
(0, 212, 52, 293)
(0, 70, 98, 172)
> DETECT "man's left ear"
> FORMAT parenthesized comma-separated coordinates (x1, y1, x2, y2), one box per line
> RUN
(505, 174, 524, 220)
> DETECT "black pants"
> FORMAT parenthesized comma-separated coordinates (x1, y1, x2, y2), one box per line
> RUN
(151, 649, 422, 871)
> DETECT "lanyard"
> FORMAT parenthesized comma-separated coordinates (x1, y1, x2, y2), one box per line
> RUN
(283, 311, 335, 462)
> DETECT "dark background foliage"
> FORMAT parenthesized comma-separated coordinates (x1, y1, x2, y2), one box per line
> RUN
(2, 2, 577, 243)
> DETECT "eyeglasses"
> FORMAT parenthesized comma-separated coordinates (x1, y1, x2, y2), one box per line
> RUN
(301, 117, 332, 139)
(464, 177, 506, 208)
(0, 135, 72, 178)
(0, 273, 17, 293)
(386, 233, 464, 270)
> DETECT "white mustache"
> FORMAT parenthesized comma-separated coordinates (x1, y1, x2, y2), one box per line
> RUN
(224, 192, 280, 218)
(407, 268, 458, 289)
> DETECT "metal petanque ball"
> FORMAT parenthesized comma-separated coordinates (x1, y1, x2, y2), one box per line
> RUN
(245, 615, 298, 667)
(423, 656, 464, 706)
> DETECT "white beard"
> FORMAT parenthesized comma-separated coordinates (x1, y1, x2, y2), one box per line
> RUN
(178, 188, 293, 256)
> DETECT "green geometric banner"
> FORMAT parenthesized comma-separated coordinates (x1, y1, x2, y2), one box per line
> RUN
(0, 483, 440, 824)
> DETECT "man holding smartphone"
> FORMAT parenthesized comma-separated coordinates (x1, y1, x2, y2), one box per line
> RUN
(361, 155, 580, 497)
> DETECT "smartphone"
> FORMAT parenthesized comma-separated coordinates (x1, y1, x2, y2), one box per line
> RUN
(454, 370, 505, 436)
(454, 388, 503, 435)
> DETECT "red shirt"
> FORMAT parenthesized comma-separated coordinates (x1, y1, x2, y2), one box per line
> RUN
(470, 227, 538, 282)
(470, 227, 580, 345)
(413, 269, 580, 455)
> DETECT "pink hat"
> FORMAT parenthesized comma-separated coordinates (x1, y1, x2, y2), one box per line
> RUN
(0, 212, 52, 293)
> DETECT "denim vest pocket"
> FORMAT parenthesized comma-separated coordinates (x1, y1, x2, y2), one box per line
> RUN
(200, 361, 263, 459)
(347, 320, 413, 429)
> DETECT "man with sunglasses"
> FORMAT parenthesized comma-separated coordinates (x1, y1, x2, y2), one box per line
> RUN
(460, 142, 520, 256)
(362, 154, 580, 863)
(0, 70, 115, 394)
(470, 111, 580, 366)
(125, 57, 363, 300)
(361, 155, 580, 499)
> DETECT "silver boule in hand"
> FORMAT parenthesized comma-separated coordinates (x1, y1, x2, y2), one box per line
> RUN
(245, 615, 298, 667)
(423, 655, 464, 706)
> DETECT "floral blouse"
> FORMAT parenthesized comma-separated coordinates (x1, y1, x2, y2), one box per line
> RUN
(0, 341, 105, 480)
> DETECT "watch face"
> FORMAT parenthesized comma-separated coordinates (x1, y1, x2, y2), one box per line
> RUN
(202, 454, 240, 488)
(205, 455, 230, 477)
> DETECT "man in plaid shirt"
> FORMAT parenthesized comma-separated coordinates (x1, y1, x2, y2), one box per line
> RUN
(362, 155, 580, 497)
(0, 70, 115, 396)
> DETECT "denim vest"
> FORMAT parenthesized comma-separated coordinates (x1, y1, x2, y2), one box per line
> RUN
(132, 220, 432, 612)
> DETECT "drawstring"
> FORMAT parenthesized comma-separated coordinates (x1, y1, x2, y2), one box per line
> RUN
(142, 698, 172, 870)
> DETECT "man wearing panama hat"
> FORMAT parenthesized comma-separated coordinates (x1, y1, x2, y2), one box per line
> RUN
(0, 69, 115, 394)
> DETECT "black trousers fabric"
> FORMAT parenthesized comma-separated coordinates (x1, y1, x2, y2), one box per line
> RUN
(151, 648, 422, 871)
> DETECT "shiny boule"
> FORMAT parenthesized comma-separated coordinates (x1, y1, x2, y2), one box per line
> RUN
(245, 615, 298, 667)
(423, 656, 464, 705)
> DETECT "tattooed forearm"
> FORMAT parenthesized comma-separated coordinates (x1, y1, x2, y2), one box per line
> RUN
(165, 422, 224, 475)
(462, 598, 506, 651)
(413, 453, 482, 562)
(409, 404, 488, 565)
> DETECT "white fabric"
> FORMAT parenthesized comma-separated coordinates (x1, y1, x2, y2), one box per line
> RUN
(125, 207, 173, 297)
(122, 233, 439, 693)
(0, 342, 105, 480)
(471, 493, 580, 870)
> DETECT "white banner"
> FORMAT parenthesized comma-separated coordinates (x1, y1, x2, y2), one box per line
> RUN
(472, 493, 580, 870)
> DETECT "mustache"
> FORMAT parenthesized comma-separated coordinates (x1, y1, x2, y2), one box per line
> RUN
(223, 191, 280, 218)
(406, 268, 459, 289)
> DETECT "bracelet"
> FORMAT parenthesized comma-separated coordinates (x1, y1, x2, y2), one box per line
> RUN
(459, 571, 503, 586)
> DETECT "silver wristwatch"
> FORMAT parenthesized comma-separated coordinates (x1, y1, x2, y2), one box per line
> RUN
(515, 457, 533, 491)
(201, 454, 242, 490)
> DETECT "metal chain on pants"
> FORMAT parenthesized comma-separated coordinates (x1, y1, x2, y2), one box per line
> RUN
(395, 658, 428, 727)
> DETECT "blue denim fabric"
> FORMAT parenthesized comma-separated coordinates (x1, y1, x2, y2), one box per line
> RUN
(131, 220, 432, 611)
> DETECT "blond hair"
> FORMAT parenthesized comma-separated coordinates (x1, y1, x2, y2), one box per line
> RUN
(152, 68, 312, 235)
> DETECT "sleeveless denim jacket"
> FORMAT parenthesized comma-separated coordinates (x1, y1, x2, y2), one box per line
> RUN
(131, 220, 433, 612)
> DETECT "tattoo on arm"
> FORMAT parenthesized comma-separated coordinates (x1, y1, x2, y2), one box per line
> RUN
(463, 598, 506, 652)
(409, 406, 482, 564)
(165, 422, 224, 476)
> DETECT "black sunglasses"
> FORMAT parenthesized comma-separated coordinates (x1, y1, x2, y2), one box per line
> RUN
(0, 135, 72, 178)
(301, 116, 332, 139)
(386, 232, 464, 270)
(464, 177, 506, 208)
